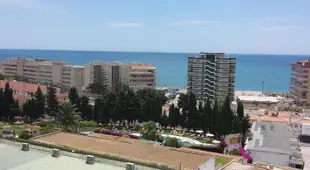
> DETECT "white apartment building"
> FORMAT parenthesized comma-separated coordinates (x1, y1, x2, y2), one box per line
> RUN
(0, 58, 85, 92)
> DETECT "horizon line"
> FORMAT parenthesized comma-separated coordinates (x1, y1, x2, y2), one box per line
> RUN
(0, 48, 309, 56)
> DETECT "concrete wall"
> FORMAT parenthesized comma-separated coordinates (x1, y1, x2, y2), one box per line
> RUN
(198, 156, 215, 170)
(249, 150, 290, 166)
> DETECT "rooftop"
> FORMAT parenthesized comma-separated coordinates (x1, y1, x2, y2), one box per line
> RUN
(223, 161, 297, 170)
(129, 63, 156, 70)
(246, 121, 295, 155)
(0, 80, 47, 93)
(35, 132, 212, 169)
(237, 95, 279, 103)
(0, 143, 123, 170)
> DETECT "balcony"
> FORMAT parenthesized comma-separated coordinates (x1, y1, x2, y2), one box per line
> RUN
(204, 69, 215, 75)
(204, 78, 215, 84)
(216, 73, 235, 78)
(204, 60, 216, 65)
(216, 83, 234, 87)
(204, 73, 215, 79)
(204, 83, 215, 89)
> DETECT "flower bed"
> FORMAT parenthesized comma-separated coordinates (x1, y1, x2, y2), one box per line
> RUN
(100, 129, 142, 138)
(128, 134, 139, 139)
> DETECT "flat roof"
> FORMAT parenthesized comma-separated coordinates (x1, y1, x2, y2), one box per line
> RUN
(246, 122, 295, 155)
(238, 95, 279, 103)
(222, 161, 266, 170)
(35, 132, 212, 169)
(0, 143, 123, 170)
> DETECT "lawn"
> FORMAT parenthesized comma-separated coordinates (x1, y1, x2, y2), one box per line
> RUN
(0, 124, 26, 136)
(215, 156, 232, 166)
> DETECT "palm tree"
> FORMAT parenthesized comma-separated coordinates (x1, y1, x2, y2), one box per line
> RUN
(55, 102, 81, 131)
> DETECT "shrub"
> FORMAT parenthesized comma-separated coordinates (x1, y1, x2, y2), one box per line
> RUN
(129, 134, 139, 139)
(164, 137, 181, 148)
(19, 130, 33, 140)
(94, 128, 101, 133)
(79, 121, 97, 127)
(230, 149, 242, 156)
(156, 134, 163, 142)
(39, 121, 49, 127)
(111, 131, 123, 137)
(190, 145, 222, 153)
(140, 121, 157, 141)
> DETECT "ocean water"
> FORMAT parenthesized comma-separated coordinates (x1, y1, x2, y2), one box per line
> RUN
(0, 49, 309, 92)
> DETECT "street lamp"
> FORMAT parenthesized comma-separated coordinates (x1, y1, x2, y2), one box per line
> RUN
(262, 81, 264, 95)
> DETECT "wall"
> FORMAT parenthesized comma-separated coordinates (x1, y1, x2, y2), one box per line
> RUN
(249, 150, 290, 166)
(52, 64, 63, 85)
(307, 70, 310, 104)
(198, 156, 215, 170)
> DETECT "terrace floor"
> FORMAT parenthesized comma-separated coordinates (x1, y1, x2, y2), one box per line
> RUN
(34, 132, 217, 169)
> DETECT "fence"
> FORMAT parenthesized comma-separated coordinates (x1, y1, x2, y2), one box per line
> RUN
(0, 139, 163, 170)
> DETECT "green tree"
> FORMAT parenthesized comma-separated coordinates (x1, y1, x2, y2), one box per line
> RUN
(55, 102, 81, 131)
(221, 96, 234, 135)
(9, 99, 22, 119)
(140, 121, 157, 141)
(0, 74, 6, 80)
(87, 71, 109, 94)
(46, 86, 59, 117)
(93, 98, 103, 124)
(137, 89, 165, 122)
(69, 87, 80, 107)
(79, 95, 93, 121)
(104, 91, 118, 124)
(178, 92, 197, 130)
(168, 104, 180, 128)
(241, 114, 251, 146)
(1, 82, 14, 119)
(34, 86, 45, 117)
(23, 98, 38, 120)
(212, 99, 220, 136)
(160, 111, 168, 128)
(202, 99, 212, 133)
(237, 100, 244, 119)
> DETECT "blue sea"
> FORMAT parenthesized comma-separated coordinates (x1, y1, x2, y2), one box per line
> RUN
(0, 49, 309, 92)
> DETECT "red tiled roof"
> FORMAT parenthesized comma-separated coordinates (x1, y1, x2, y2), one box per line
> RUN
(57, 92, 68, 98)
(0, 80, 47, 93)
(13, 95, 29, 105)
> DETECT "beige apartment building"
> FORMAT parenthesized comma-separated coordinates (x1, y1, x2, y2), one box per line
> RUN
(1, 58, 156, 93)
(128, 63, 156, 90)
(0, 58, 85, 93)
(290, 60, 310, 105)
(84, 62, 156, 91)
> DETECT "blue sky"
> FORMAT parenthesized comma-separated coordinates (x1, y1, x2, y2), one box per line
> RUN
(0, 0, 309, 54)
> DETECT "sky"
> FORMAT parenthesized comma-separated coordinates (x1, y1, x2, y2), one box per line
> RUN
(0, 0, 309, 54)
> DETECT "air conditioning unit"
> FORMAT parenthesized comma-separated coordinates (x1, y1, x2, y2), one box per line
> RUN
(52, 149, 60, 157)
(126, 163, 135, 170)
(21, 143, 29, 151)
(86, 155, 95, 164)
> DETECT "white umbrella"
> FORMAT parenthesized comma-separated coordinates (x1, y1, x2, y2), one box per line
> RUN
(195, 130, 204, 134)
(206, 133, 214, 137)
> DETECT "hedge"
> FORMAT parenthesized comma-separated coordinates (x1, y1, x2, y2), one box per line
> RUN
(11, 138, 173, 170)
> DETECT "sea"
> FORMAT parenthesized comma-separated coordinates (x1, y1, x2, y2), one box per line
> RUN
(0, 49, 309, 92)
